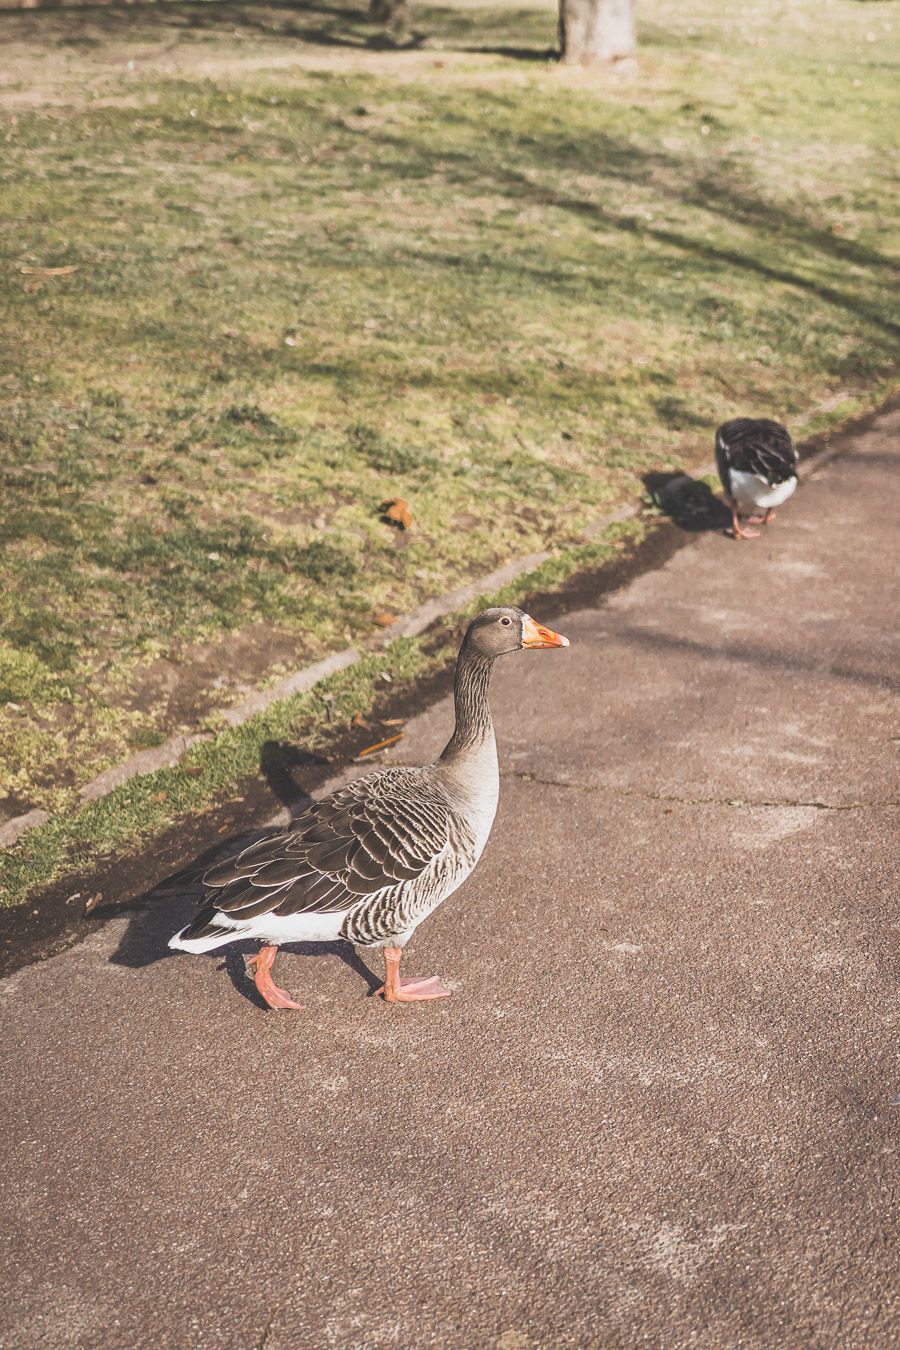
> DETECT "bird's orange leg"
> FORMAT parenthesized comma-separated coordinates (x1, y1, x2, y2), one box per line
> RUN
(747, 507, 776, 525)
(729, 500, 760, 540)
(246, 945, 302, 1010)
(376, 946, 451, 1003)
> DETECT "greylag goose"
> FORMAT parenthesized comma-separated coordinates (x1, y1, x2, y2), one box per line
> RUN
(715, 418, 798, 540)
(169, 607, 569, 1008)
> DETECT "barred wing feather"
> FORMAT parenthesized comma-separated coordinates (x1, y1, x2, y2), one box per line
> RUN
(716, 418, 797, 488)
(200, 767, 451, 922)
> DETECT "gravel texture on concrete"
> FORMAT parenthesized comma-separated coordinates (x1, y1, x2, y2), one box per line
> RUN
(1, 410, 898, 1349)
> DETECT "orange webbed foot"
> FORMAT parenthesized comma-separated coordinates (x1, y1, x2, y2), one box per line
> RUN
(247, 946, 303, 1010)
(378, 947, 452, 1004)
(377, 974, 452, 1003)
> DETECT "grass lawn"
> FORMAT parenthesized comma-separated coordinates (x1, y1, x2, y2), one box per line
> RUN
(0, 0, 897, 904)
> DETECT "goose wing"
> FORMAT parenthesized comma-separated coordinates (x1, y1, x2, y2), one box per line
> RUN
(716, 418, 797, 488)
(196, 767, 451, 925)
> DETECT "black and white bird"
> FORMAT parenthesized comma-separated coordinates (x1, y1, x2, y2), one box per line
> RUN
(715, 418, 798, 540)
(169, 607, 569, 1009)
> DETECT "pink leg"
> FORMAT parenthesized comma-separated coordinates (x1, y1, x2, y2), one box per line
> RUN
(246, 945, 302, 1010)
(729, 500, 759, 540)
(747, 508, 776, 525)
(376, 946, 451, 1003)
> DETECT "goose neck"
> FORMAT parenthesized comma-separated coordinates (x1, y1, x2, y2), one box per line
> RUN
(440, 646, 495, 761)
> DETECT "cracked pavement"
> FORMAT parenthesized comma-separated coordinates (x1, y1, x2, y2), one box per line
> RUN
(1, 408, 898, 1349)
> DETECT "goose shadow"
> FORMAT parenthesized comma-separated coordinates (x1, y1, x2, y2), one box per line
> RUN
(294, 26, 427, 49)
(104, 869, 381, 1008)
(643, 470, 730, 533)
(259, 738, 332, 809)
(458, 43, 557, 61)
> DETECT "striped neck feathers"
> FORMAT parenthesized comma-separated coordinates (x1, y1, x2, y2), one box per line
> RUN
(440, 646, 496, 760)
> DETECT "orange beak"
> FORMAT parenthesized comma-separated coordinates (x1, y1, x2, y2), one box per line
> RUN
(521, 614, 570, 649)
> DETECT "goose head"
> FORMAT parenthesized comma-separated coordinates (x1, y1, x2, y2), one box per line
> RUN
(464, 606, 569, 659)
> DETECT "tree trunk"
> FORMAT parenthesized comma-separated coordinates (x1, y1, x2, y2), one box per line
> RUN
(558, 0, 635, 65)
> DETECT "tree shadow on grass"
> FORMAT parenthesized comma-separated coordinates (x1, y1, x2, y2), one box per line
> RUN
(394, 140, 899, 340)
(485, 160, 895, 340)
(459, 43, 557, 61)
(1, 0, 558, 60)
(296, 25, 428, 49)
(5, 0, 897, 343)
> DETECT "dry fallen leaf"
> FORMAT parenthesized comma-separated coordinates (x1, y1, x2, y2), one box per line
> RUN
(83, 892, 103, 915)
(356, 732, 403, 760)
(184, 765, 203, 778)
(153, 791, 168, 802)
(352, 713, 369, 729)
(372, 611, 398, 628)
(19, 264, 79, 276)
(380, 498, 413, 531)
(381, 718, 405, 727)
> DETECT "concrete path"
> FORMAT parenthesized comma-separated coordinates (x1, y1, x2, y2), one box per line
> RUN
(1, 410, 898, 1350)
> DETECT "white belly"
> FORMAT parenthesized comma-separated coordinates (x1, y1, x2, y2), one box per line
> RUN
(730, 469, 797, 512)
(168, 905, 348, 953)
(246, 910, 347, 945)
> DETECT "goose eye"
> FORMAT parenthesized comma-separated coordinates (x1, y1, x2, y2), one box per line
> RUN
(500, 617, 512, 626)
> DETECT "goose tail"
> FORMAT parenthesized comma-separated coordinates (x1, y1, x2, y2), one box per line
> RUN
(169, 906, 240, 953)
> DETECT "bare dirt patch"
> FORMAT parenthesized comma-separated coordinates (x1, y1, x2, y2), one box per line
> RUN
(117, 623, 310, 729)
